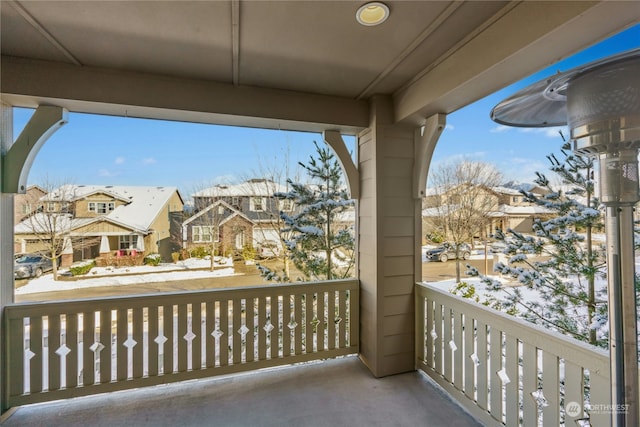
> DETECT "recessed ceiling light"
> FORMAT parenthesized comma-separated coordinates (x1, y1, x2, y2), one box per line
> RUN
(356, 2, 389, 26)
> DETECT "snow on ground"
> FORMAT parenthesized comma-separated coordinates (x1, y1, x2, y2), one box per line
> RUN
(16, 257, 236, 295)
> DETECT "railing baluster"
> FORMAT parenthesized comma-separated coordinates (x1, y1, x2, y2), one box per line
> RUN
(132, 307, 143, 378)
(589, 370, 610, 426)
(453, 310, 463, 390)
(148, 306, 159, 376)
(282, 295, 292, 357)
(305, 292, 313, 353)
(66, 313, 78, 389)
(521, 342, 537, 425)
(337, 291, 346, 350)
(434, 302, 443, 374)
(327, 291, 336, 350)
(476, 320, 488, 411)
(316, 292, 325, 352)
(219, 300, 229, 366)
(563, 361, 584, 424)
(30, 316, 43, 394)
(258, 296, 267, 360)
(271, 294, 280, 359)
(82, 312, 95, 386)
(489, 327, 502, 421)
(463, 314, 475, 401)
(232, 298, 242, 365)
(425, 295, 434, 368)
(295, 294, 304, 354)
(504, 334, 518, 426)
(99, 310, 111, 383)
(8, 318, 24, 397)
(542, 351, 560, 426)
(443, 306, 452, 382)
(245, 298, 255, 362)
(162, 304, 174, 374)
(177, 304, 188, 372)
(48, 315, 61, 391)
(116, 308, 127, 381)
(192, 302, 202, 370)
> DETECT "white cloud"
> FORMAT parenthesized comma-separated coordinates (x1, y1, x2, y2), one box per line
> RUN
(518, 126, 567, 139)
(114, 156, 125, 165)
(98, 168, 119, 177)
(445, 124, 455, 131)
(490, 125, 510, 133)
(142, 157, 157, 165)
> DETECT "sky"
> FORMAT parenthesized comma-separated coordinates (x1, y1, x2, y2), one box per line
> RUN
(13, 23, 640, 197)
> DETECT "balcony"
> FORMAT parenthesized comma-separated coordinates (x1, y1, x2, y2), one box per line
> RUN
(1, 279, 616, 426)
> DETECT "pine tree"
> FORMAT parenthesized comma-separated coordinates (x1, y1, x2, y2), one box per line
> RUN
(467, 142, 609, 347)
(257, 142, 355, 282)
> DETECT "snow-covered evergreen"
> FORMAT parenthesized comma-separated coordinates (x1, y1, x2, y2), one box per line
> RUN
(466, 142, 618, 347)
(257, 142, 355, 282)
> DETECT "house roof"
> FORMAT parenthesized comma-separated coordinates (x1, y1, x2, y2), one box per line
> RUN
(193, 179, 289, 199)
(183, 199, 254, 228)
(44, 185, 183, 232)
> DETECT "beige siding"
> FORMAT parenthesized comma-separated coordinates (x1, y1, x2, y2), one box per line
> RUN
(358, 96, 417, 377)
(75, 193, 128, 218)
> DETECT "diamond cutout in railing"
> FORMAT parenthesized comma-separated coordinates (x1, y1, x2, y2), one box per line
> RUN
(25, 349, 36, 360)
(238, 325, 249, 337)
(211, 328, 224, 340)
(55, 344, 71, 357)
(576, 419, 591, 427)
(448, 340, 457, 352)
(470, 353, 481, 366)
(288, 320, 298, 330)
(430, 329, 438, 340)
(497, 368, 510, 385)
(334, 316, 343, 325)
(184, 331, 196, 342)
(531, 389, 549, 408)
(90, 342, 105, 354)
(123, 337, 137, 349)
(154, 335, 168, 345)
(263, 322, 275, 333)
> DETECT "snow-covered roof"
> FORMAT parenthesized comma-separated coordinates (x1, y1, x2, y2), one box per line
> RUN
(497, 204, 554, 215)
(491, 186, 522, 196)
(182, 199, 254, 227)
(193, 179, 289, 198)
(42, 185, 182, 232)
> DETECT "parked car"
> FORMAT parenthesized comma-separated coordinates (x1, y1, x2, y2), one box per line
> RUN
(425, 243, 471, 262)
(258, 240, 281, 259)
(14, 254, 53, 279)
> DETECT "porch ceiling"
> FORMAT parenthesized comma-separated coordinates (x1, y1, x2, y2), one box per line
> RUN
(1, 1, 638, 132)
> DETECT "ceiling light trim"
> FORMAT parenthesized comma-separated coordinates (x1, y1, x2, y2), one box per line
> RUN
(356, 2, 390, 27)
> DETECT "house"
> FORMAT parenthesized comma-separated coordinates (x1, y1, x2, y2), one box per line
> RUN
(181, 199, 254, 256)
(12, 185, 46, 226)
(188, 179, 294, 249)
(14, 185, 184, 265)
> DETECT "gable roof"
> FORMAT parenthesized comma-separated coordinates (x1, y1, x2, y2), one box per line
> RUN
(183, 199, 254, 227)
(44, 185, 183, 231)
(193, 179, 289, 198)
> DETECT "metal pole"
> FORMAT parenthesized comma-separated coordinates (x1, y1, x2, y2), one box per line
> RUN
(599, 150, 639, 427)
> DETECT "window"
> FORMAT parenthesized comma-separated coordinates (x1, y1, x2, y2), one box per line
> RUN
(279, 199, 294, 212)
(250, 197, 265, 212)
(231, 197, 240, 207)
(193, 226, 217, 243)
(218, 206, 225, 215)
(47, 202, 56, 212)
(512, 196, 519, 203)
(21, 203, 32, 215)
(89, 201, 115, 214)
(119, 235, 138, 249)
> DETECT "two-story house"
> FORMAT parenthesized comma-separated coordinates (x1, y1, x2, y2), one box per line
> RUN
(13, 185, 46, 226)
(14, 185, 184, 265)
(185, 179, 294, 253)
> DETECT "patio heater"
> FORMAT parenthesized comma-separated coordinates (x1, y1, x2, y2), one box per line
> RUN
(491, 48, 640, 427)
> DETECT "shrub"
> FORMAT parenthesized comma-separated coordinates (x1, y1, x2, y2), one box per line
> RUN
(241, 244, 256, 261)
(171, 252, 180, 263)
(189, 246, 210, 259)
(144, 253, 162, 266)
(69, 260, 96, 276)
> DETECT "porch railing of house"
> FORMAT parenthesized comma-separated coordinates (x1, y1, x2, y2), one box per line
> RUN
(4, 279, 358, 409)
(416, 283, 611, 427)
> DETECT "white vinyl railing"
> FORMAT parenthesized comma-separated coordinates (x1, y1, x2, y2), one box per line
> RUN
(416, 283, 611, 427)
(4, 279, 358, 408)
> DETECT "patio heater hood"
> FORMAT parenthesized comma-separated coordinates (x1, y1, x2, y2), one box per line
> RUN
(492, 48, 640, 427)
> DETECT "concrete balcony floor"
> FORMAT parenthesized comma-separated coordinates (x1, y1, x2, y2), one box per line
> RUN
(1, 356, 481, 427)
